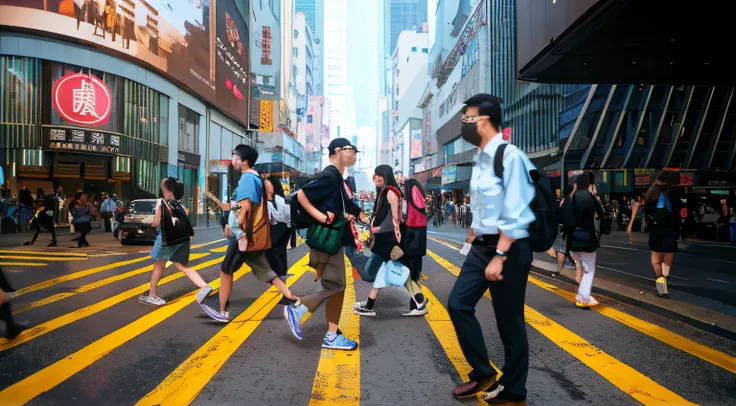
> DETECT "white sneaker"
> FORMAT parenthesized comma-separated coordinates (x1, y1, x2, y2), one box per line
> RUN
(353, 300, 367, 310)
(403, 308, 428, 316)
(138, 295, 166, 306)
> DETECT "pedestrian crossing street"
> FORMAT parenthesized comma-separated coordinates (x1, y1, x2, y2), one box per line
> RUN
(0, 238, 734, 405)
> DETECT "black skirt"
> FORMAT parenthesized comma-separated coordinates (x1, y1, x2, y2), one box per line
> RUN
(648, 227, 678, 253)
(372, 231, 399, 261)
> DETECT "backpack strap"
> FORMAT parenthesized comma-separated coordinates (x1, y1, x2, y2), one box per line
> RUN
(493, 143, 509, 181)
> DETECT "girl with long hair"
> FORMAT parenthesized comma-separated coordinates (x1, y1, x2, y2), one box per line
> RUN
(632, 170, 682, 297)
(353, 165, 403, 316)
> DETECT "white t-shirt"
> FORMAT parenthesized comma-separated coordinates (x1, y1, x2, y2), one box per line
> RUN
(268, 195, 291, 227)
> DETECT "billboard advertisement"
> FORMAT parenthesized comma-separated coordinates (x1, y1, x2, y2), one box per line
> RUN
(0, 0, 249, 125)
(410, 129, 422, 159)
(249, 0, 281, 99)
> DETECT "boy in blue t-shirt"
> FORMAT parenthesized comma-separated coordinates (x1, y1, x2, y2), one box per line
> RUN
(200, 145, 300, 323)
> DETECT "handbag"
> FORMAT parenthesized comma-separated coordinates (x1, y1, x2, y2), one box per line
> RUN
(384, 260, 410, 286)
(306, 183, 347, 255)
(160, 199, 195, 247)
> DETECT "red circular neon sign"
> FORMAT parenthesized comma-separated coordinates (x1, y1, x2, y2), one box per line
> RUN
(52, 73, 112, 126)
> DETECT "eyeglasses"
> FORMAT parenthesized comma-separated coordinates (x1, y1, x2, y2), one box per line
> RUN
(460, 115, 490, 123)
(338, 146, 356, 152)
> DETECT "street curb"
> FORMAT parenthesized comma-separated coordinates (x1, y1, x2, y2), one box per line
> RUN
(530, 265, 736, 342)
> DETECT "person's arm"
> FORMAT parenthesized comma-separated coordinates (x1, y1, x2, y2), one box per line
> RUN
(388, 190, 401, 242)
(297, 190, 330, 225)
(235, 198, 252, 231)
(206, 191, 231, 212)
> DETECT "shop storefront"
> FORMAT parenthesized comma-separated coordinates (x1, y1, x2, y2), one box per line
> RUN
(0, 56, 167, 203)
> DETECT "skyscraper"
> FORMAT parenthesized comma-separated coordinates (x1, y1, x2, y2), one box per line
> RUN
(296, 0, 325, 96)
(385, 0, 428, 58)
(324, 0, 347, 141)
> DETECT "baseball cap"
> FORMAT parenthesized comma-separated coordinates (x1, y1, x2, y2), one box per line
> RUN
(328, 138, 360, 156)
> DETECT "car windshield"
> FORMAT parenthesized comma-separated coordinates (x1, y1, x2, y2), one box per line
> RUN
(129, 201, 156, 214)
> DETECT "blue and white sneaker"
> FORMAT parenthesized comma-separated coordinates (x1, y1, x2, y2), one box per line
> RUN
(285, 303, 308, 340)
(201, 304, 229, 323)
(322, 333, 358, 350)
(196, 285, 213, 304)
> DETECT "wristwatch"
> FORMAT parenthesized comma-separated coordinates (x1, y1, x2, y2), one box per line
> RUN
(495, 249, 508, 261)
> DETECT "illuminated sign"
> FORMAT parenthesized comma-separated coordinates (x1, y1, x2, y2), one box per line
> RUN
(52, 73, 112, 126)
(43, 127, 121, 155)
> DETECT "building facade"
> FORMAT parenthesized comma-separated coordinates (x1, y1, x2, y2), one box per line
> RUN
(0, 0, 252, 227)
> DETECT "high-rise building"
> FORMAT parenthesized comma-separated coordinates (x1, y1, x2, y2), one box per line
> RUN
(296, 0, 325, 96)
(385, 0, 428, 58)
(324, 0, 348, 142)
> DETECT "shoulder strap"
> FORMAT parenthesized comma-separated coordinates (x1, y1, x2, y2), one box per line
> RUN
(493, 143, 509, 180)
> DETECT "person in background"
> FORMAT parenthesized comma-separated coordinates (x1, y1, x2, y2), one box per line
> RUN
(448, 94, 535, 404)
(265, 179, 291, 279)
(24, 190, 58, 247)
(113, 202, 125, 240)
(566, 172, 604, 308)
(632, 170, 682, 298)
(70, 191, 98, 248)
(139, 178, 213, 307)
(100, 193, 117, 232)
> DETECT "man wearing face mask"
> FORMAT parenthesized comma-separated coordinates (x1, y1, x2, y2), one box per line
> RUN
(448, 94, 536, 405)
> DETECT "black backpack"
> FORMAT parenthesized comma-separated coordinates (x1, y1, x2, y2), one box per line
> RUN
(494, 144, 558, 252)
(288, 167, 346, 229)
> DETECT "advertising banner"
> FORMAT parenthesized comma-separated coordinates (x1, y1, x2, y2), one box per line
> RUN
(411, 129, 422, 159)
(442, 165, 457, 185)
(0, 0, 249, 125)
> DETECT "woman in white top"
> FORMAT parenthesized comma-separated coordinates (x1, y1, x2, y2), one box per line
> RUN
(265, 179, 292, 278)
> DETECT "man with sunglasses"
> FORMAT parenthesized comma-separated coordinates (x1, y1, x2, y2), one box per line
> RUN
(448, 94, 536, 405)
(285, 138, 364, 350)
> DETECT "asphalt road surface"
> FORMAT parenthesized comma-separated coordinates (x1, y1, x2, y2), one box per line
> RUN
(1, 227, 734, 405)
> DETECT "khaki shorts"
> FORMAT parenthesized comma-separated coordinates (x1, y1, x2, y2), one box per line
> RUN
(222, 238, 278, 283)
(309, 247, 346, 290)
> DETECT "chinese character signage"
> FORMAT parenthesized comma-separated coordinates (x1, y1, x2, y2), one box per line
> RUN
(0, 1, 251, 126)
(411, 129, 422, 158)
(442, 165, 457, 185)
(260, 100, 273, 132)
(52, 73, 112, 126)
(42, 128, 121, 154)
(261, 26, 272, 65)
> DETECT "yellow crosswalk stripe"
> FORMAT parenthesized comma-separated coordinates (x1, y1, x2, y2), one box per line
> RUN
(0, 257, 224, 351)
(13, 253, 211, 315)
(0, 259, 244, 405)
(0, 262, 47, 267)
(0, 250, 92, 257)
(12, 256, 150, 298)
(427, 250, 697, 405)
(0, 255, 87, 261)
(309, 257, 360, 406)
(137, 255, 311, 406)
(191, 238, 227, 249)
(428, 237, 736, 374)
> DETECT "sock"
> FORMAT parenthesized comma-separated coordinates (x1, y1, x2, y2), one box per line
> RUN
(325, 332, 338, 339)
(366, 297, 376, 310)
(662, 264, 670, 278)
(415, 293, 425, 304)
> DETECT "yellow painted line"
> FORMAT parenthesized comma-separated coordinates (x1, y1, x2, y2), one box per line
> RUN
(526, 278, 736, 375)
(0, 257, 224, 352)
(429, 236, 462, 251)
(210, 245, 228, 253)
(0, 250, 91, 257)
(0, 262, 47, 267)
(137, 255, 311, 406)
(309, 255, 360, 406)
(0, 255, 87, 261)
(0, 258, 239, 405)
(11, 256, 150, 298)
(13, 253, 211, 315)
(428, 250, 697, 405)
(428, 238, 736, 374)
(191, 238, 227, 249)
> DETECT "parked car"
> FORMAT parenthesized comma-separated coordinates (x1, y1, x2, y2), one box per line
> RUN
(120, 199, 157, 245)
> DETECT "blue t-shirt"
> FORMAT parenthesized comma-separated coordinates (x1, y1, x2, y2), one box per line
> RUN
(229, 172, 263, 240)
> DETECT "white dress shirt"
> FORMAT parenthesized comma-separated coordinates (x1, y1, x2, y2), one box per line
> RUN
(470, 135, 536, 240)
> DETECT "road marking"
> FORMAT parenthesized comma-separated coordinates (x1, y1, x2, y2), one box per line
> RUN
(137, 255, 310, 406)
(191, 238, 227, 249)
(309, 256, 361, 406)
(434, 244, 736, 375)
(596, 265, 656, 281)
(707, 278, 731, 284)
(428, 250, 697, 405)
(0, 262, 47, 267)
(211, 245, 228, 253)
(422, 285, 500, 404)
(12, 253, 211, 315)
(0, 258, 240, 405)
(0, 257, 224, 352)
(429, 236, 462, 251)
(0, 250, 92, 257)
(0, 255, 87, 261)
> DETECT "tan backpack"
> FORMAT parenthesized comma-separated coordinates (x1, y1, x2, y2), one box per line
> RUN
(239, 177, 272, 252)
